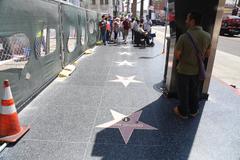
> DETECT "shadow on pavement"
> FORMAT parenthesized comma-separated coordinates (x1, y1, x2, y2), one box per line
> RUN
(91, 95, 206, 160)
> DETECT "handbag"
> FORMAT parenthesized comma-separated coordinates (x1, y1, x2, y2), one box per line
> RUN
(186, 32, 206, 80)
(150, 33, 156, 38)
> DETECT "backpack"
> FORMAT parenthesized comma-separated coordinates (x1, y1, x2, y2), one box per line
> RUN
(99, 20, 106, 31)
(123, 20, 130, 30)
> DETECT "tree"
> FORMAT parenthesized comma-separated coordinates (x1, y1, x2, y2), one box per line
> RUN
(132, 0, 137, 17)
(140, 0, 144, 19)
(149, 0, 153, 19)
(126, 0, 130, 13)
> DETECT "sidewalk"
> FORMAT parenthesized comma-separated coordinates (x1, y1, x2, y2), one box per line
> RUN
(0, 37, 239, 160)
(213, 50, 240, 88)
(153, 26, 240, 88)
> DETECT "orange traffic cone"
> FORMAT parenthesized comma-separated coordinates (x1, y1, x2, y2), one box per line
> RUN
(0, 80, 30, 143)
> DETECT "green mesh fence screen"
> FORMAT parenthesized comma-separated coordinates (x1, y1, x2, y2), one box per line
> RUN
(86, 10, 99, 47)
(0, 0, 101, 109)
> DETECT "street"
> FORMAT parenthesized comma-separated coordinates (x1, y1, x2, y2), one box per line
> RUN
(218, 35, 240, 57)
(152, 26, 240, 88)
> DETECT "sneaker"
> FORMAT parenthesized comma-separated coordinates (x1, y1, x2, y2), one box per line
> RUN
(173, 107, 188, 119)
(189, 110, 199, 117)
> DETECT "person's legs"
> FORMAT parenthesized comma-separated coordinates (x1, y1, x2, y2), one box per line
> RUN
(101, 31, 106, 45)
(140, 34, 146, 47)
(122, 29, 124, 40)
(189, 76, 201, 115)
(114, 31, 118, 42)
(134, 31, 140, 46)
(145, 34, 150, 45)
(132, 29, 135, 42)
(176, 73, 190, 116)
(101, 31, 103, 40)
(106, 31, 109, 42)
(124, 30, 128, 43)
(109, 30, 112, 41)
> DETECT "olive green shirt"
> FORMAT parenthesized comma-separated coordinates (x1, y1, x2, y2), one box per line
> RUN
(175, 26, 211, 75)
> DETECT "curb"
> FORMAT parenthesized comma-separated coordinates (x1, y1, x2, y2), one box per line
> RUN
(57, 49, 94, 81)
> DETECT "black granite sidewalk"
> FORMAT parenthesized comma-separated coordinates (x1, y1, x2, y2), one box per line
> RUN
(0, 39, 239, 160)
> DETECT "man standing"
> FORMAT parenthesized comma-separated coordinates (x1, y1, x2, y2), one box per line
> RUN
(132, 19, 139, 44)
(99, 15, 107, 45)
(143, 15, 152, 33)
(131, 18, 136, 42)
(173, 11, 211, 119)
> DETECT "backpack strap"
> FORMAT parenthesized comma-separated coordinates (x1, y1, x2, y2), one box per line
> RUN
(186, 31, 206, 80)
(186, 32, 203, 57)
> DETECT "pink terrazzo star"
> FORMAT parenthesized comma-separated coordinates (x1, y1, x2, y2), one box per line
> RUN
(96, 110, 158, 144)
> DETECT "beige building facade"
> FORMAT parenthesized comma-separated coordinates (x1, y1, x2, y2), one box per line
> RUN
(81, 0, 124, 15)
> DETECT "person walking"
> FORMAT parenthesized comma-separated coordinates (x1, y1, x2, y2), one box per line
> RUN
(106, 17, 111, 43)
(133, 19, 140, 46)
(173, 11, 211, 119)
(122, 18, 131, 44)
(113, 17, 120, 43)
(119, 17, 124, 40)
(108, 15, 113, 42)
(131, 18, 135, 42)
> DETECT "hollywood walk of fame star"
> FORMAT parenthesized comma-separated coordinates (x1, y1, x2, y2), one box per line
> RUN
(109, 75, 143, 87)
(120, 45, 130, 49)
(114, 60, 136, 67)
(119, 52, 132, 56)
(96, 110, 158, 144)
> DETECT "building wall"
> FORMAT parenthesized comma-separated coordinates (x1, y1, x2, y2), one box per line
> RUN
(80, 0, 124, 15)
(61, 0, 125, 15)
(153, 0, 165, 14)
(62, 0, 80, 6)
(61, 0, 124, 15)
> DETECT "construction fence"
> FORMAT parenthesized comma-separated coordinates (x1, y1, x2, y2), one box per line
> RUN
(0, 0, 102, 109)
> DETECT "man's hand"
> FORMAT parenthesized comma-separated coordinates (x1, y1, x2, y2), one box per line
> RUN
(174, 49, 181, 60)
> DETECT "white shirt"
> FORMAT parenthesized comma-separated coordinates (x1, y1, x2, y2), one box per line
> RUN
(143, 20, 152, 32)
(132, 21, 138, 31)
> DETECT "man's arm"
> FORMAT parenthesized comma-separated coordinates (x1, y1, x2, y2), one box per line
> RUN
(149, 20, 152, 26)
(174, 49, 181, 60)
(174, 35, 184, 60)
(204, 34, 211, 58)
(205, 47, 211, 58)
